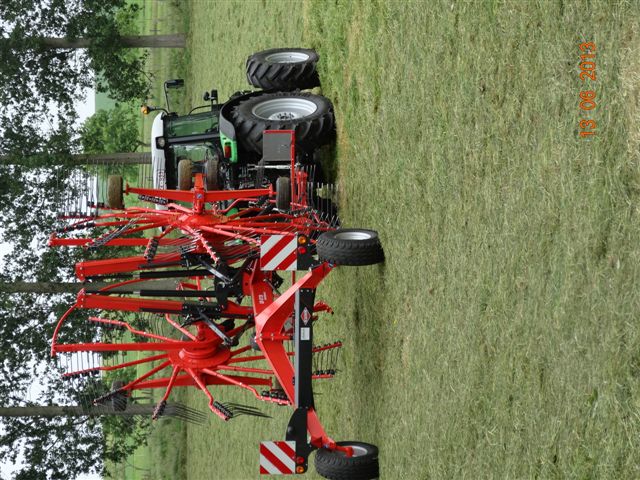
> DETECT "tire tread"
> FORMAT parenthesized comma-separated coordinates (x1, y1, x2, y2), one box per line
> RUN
(246, 48, 320, 91)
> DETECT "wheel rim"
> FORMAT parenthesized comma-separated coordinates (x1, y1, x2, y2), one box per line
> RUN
(265, 51, 310, 63)
(336, 445, 369, 457)
(252, 98, 318, 121)
(334, 231, 372, 241)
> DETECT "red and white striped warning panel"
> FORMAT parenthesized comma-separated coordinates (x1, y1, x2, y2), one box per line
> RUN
(260, 235, 298, 271)
(259, 440, 296, 475)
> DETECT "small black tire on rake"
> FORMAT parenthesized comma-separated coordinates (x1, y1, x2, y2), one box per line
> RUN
(316, 229, 384, 266)
(107, 175, 124, 209)
(276, 176, 291, 210)
(314, 441, 379, 480)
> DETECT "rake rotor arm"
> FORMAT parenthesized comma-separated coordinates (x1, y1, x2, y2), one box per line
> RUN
(50, 236, 157, 248)
(126, 185, 273, 205)
(201, 368, 289, 405)
(62, 353, 169, 378)
(76, 290, 253, 319)
(75, 252, 183, 280)
(131, 372, 272, 390)
(185, 367, 230, 421)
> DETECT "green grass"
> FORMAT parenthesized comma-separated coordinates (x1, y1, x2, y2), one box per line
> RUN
(133, 1, 640, 478)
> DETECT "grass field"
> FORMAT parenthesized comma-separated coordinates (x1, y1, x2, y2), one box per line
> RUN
(125, 1, 640, 479)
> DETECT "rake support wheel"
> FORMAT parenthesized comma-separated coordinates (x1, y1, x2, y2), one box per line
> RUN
(314, 442, 379, 480)
(316, 229, 384, 266)
(107, 175, 124, 209)
(246, 48, 320, 91)
(275, 176, 291, 210)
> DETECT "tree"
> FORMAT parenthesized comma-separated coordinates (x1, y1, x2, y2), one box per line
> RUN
(0, 0, 184, 164)
(37, 34, 185, 49)
(0, 375, 151, 480)
(0, 399, 204, 479)
(80, 105, 147, 155)
(0, 151, 152, 167)
(1, 0, 150, 111)
(0, 279, 180, 295)
(0, 403, 204, 420)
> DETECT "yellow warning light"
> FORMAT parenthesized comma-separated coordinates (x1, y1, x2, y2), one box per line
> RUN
(298, 235, 307, 245)
(140, 104, 150, 115)
(296, 466, 305, 474)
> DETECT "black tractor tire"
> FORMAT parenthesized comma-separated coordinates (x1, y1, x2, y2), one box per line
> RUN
(276, 176, 291, 210)
(107, 175, 124, 209)
(178, 159, 193, 191)
(231, 92, 335, 156)
(246, 48, 321, 91)
(110, 380, 128, 412)
(316, 229, 384, 266)
(315, 441, 379, 480)
(204, 157, 219, 190)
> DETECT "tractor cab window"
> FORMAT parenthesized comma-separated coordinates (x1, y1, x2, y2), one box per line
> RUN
(165, 110, 219, 138)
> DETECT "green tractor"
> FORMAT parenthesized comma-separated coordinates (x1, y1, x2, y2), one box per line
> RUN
(142, 48, 335, 194)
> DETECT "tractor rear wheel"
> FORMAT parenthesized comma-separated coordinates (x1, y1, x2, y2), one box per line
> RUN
(316, 229, 384, 266)
(178, 159, 193, 191)
(314, 441, 379, 480)
(231, 92, 335, 155)
(275, 176, 291, 210)
(107, 175, 124, 209)
(246, 48, 320, 91)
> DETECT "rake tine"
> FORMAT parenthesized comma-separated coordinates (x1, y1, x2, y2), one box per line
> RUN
(163, 403, 208, 424)
(172, 403, 206, 416)
(165, 408, 204, 422)
(223, 402, 271, 419)
(231, 409, 272, 419)
(224, 402, 265, 413)
(165, 404, 197, 418)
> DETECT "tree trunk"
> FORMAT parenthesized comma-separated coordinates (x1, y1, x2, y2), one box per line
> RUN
(0, 404, 157, 417)
(0, 279, 179, 295)
(0, 281, 85, 295)
(71, 152, 152, 165)
(0, 152, 151, 166)
(40, 34, 186, 49)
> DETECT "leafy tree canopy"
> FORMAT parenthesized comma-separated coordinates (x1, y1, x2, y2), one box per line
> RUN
(0, 0, 149, 161)
(80, 104, 142, 154)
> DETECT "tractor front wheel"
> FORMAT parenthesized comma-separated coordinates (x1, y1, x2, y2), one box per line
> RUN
(178, 159, 193, 191)
(316, 229, 384, 266)
(246, 48, 320, 91)
(107, 175, 124, 209)
(314, 441, 379, 480)
(231, 92, 335, 155)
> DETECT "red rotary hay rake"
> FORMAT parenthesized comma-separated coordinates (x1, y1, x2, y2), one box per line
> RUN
(48, 132, 383, 478)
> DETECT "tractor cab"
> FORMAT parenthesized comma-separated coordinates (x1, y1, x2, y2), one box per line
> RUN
(144, 80, 223, 191)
